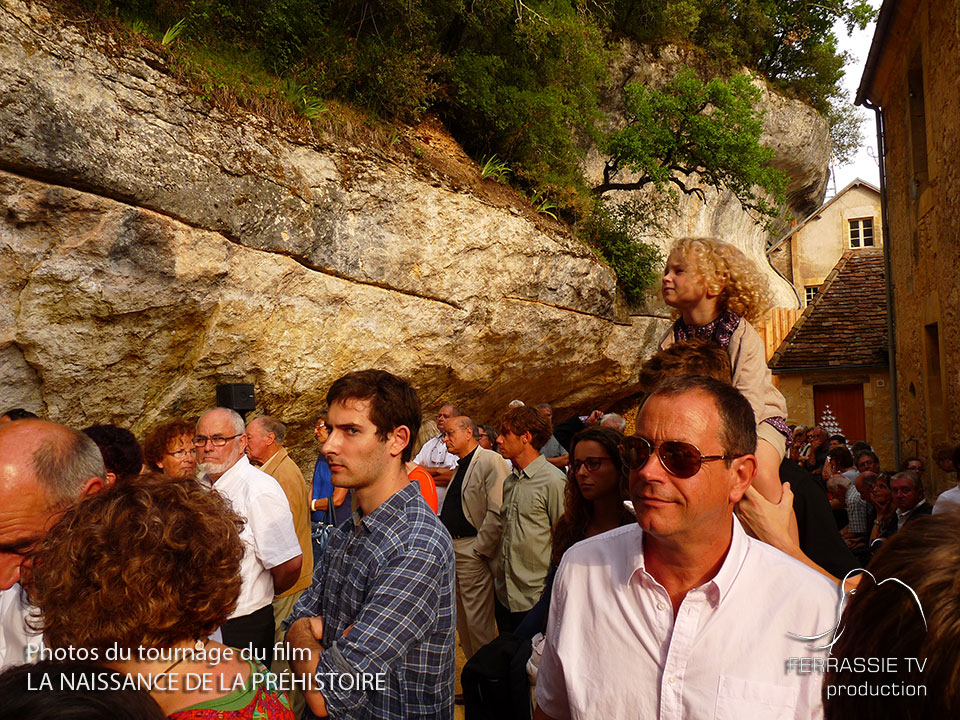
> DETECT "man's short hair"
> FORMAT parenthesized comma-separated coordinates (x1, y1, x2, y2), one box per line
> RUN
(31, 426, 106, 505)
(825, 515, 960, 719)
(900, 456, 923, 471)
(500, 406, 552, 450)
(535, 403, 552, 414)
(891, 470, 923, 497)
(326, 370, 422, 463)
(600, 413, 627, 433)
(453, 417, 478, 438)
(252, 415, 286, 446)
(850, 441, 872, 457)
(829, 434, 846, 445)
(638, 337, 733, 391)
(442, 404, 462, 417)
(827, 446, 854, 470)
(646, 375, 757, 458)
(855, 449, 879, 465)
(143, 419, 196, 470)
(82, 425, 143, 482)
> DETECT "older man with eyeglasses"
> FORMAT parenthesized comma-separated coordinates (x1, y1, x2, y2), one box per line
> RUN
(195, 407, 302, 668)
(534, 376, 838, 720)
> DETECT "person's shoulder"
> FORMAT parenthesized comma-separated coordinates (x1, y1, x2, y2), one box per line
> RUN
(744, 536, 838, 599)
(561, 524, 639, 565)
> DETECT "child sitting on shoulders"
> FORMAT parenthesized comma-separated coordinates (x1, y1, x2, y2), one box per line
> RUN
(659, 237, 791, 511)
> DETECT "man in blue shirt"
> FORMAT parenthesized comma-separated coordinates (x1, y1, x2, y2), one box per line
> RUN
(286, 370, 456, 719)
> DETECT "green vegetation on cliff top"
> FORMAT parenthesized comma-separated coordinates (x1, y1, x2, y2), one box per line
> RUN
(69, 0, 874, 303)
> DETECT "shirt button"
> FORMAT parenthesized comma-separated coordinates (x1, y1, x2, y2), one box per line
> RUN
(657, 602, 666, 611)
(668, 677, 676, 685)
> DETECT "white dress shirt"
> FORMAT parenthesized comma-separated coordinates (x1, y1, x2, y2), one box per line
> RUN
(414, 435, 459, 508)
(0, 585, 39, 669)
(535, 519, 837, 720)
(209, 456, 301, 618)
(933, 485, 960, 514)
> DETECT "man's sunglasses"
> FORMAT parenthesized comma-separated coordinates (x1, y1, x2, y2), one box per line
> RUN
(618, 436, 742, 479)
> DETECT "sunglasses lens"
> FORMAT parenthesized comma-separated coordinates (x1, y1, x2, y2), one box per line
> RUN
(659, 441, 702, 478)
(619, 437, 651, 470)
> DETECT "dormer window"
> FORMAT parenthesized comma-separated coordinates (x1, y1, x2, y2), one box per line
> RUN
(849, 218, 875, 248)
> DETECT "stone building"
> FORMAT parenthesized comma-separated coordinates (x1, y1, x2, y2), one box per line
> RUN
(856, 0, 960, 497)
(767, 179, 882, 308)
(770, 251, 893, 467)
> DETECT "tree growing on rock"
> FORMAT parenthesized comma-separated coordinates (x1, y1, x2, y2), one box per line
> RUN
(593, 69, 788, 226)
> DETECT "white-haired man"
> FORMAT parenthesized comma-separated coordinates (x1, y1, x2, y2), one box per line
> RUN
(197, 408, 302, 667)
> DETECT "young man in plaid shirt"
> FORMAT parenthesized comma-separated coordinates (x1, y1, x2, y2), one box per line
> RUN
(286, 370, 456, 719)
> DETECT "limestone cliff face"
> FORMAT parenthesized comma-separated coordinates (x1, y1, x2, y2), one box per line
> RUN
(0, 1, 829, 462)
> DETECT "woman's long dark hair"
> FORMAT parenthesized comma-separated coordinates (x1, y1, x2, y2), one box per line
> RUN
(551, 426, 634, 566)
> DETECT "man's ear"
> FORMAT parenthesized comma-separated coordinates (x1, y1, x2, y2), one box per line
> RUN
(80, 475, 108, 497)
(388, 425, 411, 458)
(521, 430, 533, 447)
(728, 454, 758, 503)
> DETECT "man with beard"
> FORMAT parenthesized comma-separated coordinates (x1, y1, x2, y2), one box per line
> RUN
(195, 408, 302, 667)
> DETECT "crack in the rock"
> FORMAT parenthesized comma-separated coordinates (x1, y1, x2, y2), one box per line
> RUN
(502, 296, 629, 326)
(0, 165, 465, 311)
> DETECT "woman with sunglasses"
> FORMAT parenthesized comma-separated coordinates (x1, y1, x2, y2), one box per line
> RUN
(516, 426, 635, 640)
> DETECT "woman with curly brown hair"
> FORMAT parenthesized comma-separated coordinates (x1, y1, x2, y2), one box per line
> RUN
(26, 473, 294, 719)
(516, 426, 635, 639)
(142, 419, 198, 480)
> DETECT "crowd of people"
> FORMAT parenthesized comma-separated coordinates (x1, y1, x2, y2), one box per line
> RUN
(0, 237, 956, 719)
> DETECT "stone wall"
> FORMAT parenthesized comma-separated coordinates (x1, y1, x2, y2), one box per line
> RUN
(862, 0, 960, 475)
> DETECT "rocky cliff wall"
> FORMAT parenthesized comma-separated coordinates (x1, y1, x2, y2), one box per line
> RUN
(0, 1, 830, 463)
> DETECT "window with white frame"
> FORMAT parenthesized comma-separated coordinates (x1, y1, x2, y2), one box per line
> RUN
(805, 285, 819, 305)
(849, 218, 875, 248)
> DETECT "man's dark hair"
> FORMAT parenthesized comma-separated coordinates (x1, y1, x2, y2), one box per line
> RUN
(639, 337, 733, 391)
(326, 370, 422, 463)
(900, 456, 923, 471)
(850, 441, 872, 457)
(856, 450, 879, 466)
(829, 434, 847, 445)
(500, 406, 553, 451)
(827, 446, 854, 470)
(825, 515, 960, 719)
(82, 425, 144, 481)
(646, 375, 756, 458)
(1, 408, 38, 421)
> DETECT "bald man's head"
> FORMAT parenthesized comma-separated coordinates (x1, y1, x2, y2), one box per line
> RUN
(0, 420, 106, 589)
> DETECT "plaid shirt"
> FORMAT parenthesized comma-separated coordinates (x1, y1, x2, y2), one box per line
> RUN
(286, 481, 456, 719)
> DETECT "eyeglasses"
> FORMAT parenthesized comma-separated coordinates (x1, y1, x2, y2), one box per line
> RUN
(165, 448, 196, 459)
(618, 436, 741, 479)
(192, 434, 242, 447)
(477, 432, 489, 439)
(571, 456, 613, 473)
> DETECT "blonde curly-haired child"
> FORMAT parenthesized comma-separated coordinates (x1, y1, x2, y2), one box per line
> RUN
(659, 237, 791, 508)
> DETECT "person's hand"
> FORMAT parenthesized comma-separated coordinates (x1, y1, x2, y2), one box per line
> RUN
(587, 410, 603, 425)
(736, 482, 796, 551)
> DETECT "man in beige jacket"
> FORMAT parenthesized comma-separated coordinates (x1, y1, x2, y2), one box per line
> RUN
(441, 415, 511, 659)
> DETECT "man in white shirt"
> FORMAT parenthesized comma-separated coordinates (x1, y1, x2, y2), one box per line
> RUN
(196, 408, 302, 668)
(534, 375, 838, 720)
(0, 419, 106, 668)
(933, 445, 960, 514)
(413, 403, 460, 506)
